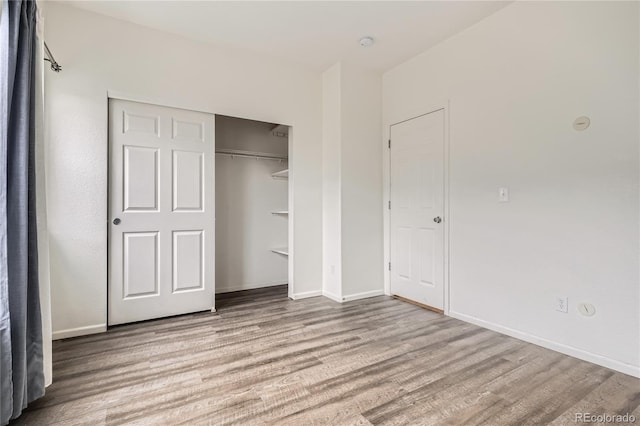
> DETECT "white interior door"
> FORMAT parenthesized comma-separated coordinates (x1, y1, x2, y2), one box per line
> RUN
(390, 110, 445, 311)
(108, 99, 215, 325)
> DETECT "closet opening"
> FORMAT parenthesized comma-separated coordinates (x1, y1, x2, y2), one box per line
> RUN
(214, 115, 290, 299)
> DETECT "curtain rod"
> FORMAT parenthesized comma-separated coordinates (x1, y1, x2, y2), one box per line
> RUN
(44, 42, 62, 72)
(215, 149, 288, 161)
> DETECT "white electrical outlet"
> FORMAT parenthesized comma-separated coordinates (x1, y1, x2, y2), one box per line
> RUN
(555, 297, 568, 313)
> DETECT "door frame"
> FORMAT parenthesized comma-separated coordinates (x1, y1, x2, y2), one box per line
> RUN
(106, 90, 296, 322)
(383, 101, 450, 315)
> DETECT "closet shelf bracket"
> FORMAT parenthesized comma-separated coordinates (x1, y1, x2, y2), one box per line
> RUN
(270, 248, 289, 256)
(271, 169, 289, 179)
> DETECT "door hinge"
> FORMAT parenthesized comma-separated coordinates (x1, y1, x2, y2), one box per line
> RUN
(388, 262, 391, 271)
(388, 200, 391, 210)
(388, 139, 391, 149)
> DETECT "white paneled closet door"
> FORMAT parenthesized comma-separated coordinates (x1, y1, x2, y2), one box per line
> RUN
(108, 99, 215, 325)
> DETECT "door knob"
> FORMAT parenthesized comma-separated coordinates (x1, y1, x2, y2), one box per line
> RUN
(113, 218, 121, 225)
(433, 216, 442, 223)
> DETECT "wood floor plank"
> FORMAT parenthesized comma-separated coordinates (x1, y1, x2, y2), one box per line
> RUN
(12, 285, 640, 426)
(548, 373, 640, 425)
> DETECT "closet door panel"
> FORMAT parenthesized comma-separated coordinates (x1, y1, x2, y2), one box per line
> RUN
(172, 150, 204, 212)
(172, 230, 204, 292)
(109, 99, 215, 325)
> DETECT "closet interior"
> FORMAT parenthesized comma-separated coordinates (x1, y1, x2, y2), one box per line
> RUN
(215, 115, 290, 294)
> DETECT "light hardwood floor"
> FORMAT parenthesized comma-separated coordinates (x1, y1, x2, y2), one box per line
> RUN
(14, 286, 640, 425)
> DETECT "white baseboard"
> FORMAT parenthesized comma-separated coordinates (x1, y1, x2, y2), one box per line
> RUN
(323, 289, 385, 303)
(52, 324, 106, 340)
(290, 290, 322, 300)
(342, 289, 385, 302)
(449, 311, 640, 378)
(322, 290, 342, 303)
(215, 281, 287, 294)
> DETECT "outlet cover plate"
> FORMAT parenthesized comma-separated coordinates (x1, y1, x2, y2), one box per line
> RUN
(555, 297, 568, 313)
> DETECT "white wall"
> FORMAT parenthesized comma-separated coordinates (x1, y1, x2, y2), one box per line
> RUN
(340, 63, 384, 299)
(322, 62, 384, 301)
(215, 156, 288, 293)
(45, 2, 322, 339)
(322, 64, 342, 300)
(215, 116, 288, 293)
(384, 1, 640, 376)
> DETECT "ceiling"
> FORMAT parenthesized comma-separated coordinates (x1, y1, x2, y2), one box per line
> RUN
(63, 1, 511, 72)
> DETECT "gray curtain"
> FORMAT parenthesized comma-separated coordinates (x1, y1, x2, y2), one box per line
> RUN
(0, 0, 45, 424)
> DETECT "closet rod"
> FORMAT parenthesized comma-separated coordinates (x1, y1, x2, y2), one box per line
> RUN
(215, 149, 287, 161)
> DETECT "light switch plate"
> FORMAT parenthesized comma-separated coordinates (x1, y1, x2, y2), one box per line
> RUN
(498, 187, 509, 202)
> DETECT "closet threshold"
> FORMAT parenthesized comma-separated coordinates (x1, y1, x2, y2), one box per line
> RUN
(271, 248, 289, 256)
